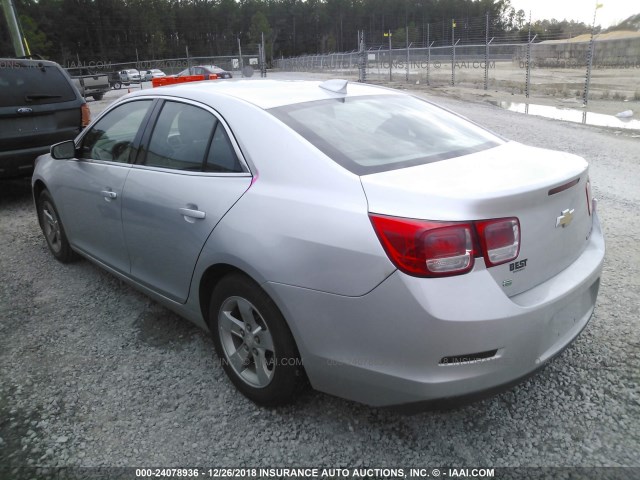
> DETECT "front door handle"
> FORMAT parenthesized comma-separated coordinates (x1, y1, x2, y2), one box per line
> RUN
(101, 190, 117, 200)
(179, 207, 206, 220)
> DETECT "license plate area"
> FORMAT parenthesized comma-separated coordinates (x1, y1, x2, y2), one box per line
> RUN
(539, 278, 599, 363)
(15, 117, 36, 133)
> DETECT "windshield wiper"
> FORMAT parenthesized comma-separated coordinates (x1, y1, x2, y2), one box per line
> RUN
(24, 93, 62, 102)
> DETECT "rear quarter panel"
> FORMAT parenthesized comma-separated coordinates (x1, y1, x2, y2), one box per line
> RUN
(188, 96, 395, 298)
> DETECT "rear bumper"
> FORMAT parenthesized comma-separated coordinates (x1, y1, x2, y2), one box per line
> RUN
(0, 145, 51, 178)
(267, 214, 605, 407)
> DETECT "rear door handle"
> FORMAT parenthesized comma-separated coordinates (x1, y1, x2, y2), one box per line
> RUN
(101, 190, 117, 200)
(179, 207, 206, 220)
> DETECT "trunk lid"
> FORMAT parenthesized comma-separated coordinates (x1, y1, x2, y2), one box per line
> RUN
(361, 141, 593, 296)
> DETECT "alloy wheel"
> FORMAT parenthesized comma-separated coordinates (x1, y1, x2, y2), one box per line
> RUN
(218, 296, 276, 388)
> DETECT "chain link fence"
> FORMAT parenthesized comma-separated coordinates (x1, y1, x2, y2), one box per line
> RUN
(276, 37, 640, 104)
(65, 52, 264, 78)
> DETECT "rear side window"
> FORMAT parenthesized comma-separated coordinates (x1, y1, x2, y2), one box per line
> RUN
(205, 124, 242, 173)
(269, 95, 503, 175)
(145, 101, 216, 171)
(0, 63, 77, 107)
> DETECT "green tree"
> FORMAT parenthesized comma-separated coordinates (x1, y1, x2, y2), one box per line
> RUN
(19, 14, 52, 55)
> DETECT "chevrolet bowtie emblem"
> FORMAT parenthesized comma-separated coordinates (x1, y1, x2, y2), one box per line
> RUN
(556, 208, 575, 228)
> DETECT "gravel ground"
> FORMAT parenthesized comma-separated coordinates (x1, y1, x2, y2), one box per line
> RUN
(1, 77, 639, 476)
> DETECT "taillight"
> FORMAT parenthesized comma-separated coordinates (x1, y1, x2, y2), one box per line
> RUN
(475, 218, 520, 267)
(369, 215, 477, 277)
(81, 103, 91, 128)
(370, 214, 521, 277)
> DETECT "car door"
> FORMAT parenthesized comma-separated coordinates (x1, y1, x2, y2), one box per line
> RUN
(52, 99, 155, 273)
(122, 99, 252, 303)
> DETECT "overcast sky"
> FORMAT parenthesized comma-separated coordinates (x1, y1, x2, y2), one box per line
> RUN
(507, 0, 638, 28)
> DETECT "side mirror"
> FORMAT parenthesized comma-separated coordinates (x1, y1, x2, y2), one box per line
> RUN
(51, 140, 76, 160)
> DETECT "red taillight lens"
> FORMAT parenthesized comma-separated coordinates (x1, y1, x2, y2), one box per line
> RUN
(370, 214, 521, 277)
(369, 214, 476, 277)
(475, 218, 520, 267)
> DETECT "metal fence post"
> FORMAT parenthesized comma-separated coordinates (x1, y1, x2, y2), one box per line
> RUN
(525, 34, 537, 99)
(451, 19, 457, 86)
(427, 41, 434, 86)
(524, 12, 533, 98)
(583, 3, 602, 106)
(484, 13, 492, 90)
(387, 30, 393, 81)
(406, 28, 410, 82)
(358, 30, 367, 83)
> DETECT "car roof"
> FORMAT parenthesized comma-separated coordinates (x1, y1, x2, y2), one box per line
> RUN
(126, 79, 402, 110)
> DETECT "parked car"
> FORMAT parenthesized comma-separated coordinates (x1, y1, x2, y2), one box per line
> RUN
(0, 58, 90, 178)
(66, 68, 110, 101)
(32, 80, 604, 408)
(142, 69, 166, 81)
(119, 69, 141, 83)
(176, 65, 232, 79)
(107, 71, 130, 89)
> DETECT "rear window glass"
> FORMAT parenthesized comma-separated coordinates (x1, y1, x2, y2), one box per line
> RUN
(269, 95, 503, 175)
(0, 63, 77, 107)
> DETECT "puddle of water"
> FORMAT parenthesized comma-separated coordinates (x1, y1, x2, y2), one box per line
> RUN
(494, 101, 640, 131)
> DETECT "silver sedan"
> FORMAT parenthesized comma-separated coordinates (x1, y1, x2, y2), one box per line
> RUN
(32, 79, 605, 408)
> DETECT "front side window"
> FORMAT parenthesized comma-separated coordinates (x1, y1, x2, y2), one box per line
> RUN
(269, 95, 503, 175)
(144, 101, 216, 171)
(79, 100, 152, 162)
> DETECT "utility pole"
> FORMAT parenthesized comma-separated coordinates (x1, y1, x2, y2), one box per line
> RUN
(1, 0, 26, 57)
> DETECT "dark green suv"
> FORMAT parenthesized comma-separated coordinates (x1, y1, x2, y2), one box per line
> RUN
(0, 58, 89, 178)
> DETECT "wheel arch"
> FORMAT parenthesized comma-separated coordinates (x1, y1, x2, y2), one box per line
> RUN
(198, 263, 251, 329)
(32, 179, 48, 228)
(197, 263, 306, 367)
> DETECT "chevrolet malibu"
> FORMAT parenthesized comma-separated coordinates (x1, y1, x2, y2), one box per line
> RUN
(32, 79, 605, 407)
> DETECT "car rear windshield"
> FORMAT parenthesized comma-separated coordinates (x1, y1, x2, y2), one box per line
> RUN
(269, 95, 503, 175)
(0, 63, 77, 107)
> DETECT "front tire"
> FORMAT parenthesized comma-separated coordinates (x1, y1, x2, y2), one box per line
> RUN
(37, 190, 77, 263)
(208, 273, 304, 406)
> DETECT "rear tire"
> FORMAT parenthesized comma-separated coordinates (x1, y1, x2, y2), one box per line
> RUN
(92, 93, 104, 101)
(208, 273, 304, 406)
(37, 190, 77, 263)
